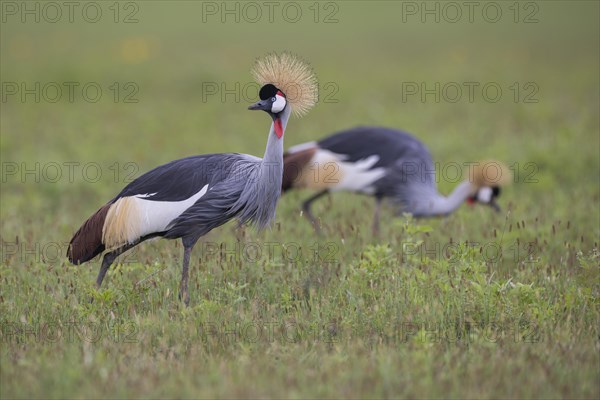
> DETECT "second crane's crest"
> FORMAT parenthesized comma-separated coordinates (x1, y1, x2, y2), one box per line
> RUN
(469, 160, 512, 188)
(252, 52, 318, 117)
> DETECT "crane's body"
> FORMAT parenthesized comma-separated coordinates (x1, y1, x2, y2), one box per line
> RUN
(282, 126, 508, 233)
(70, 149, 285, 264)
(67, 53, 318, 305)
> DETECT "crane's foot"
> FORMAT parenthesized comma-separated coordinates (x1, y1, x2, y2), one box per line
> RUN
(306, 214, 323, 235)
(300, 190, 329, 235)
(371, 217, 381, 238)
(302, 208, 322, 235)
(178, 291, 190, 307)
(88, 282, 102, 304)
(178, 285, 190, 307)
(233, 224, 246, 242)
(371, 225, 380, 238)
(371, 197, 382, 238)
(312, 221, 323, 236)
(179, 277, 190, 307)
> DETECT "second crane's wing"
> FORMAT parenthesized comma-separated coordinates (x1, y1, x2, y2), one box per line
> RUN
(317, 126, 425, 170)
(381, 133, 439, 215)
(317, 126, 437, 196)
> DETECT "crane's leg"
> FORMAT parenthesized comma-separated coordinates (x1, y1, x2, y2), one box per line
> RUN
(302, 190, 329, 233)
(232, 222, 246, 242)
(96, 241, 139, 289)
(372, 196, 383, 237)
(178, 236, 198, 306)
(90, 240, 142, 303)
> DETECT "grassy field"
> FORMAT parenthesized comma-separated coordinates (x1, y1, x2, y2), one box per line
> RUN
(1, 1, 599, 398)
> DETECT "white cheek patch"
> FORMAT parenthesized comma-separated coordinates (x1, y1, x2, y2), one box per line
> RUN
(271, 95, 286, 113)
(477, 186, 493, 203)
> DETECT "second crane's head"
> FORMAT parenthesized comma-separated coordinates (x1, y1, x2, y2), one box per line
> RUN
(467, 185, 502, 212)
(247, 52, 318, 139)
(248, 84, 288, 138)
(466, 161, 512, 213)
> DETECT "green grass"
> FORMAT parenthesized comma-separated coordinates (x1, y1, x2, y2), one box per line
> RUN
(1, 1, 599, 398)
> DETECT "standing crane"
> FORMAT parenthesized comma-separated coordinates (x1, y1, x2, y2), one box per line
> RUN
(67, 52, 318, 305)
(282, 126, 510, 234)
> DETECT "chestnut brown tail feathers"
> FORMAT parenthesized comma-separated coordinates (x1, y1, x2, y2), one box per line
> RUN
(67, 204, 110, 264)
(282, 148, 316, 192)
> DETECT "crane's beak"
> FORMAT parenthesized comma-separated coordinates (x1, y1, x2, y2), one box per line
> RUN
(248, 100, 270, 111)
(489, 199, 501, 213)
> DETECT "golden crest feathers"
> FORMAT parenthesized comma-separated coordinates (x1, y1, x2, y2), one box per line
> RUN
(469, 160, 512, 188)
(252, 52, 318, 117)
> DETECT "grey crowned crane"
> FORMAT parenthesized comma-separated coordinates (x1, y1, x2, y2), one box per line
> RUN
(67, 53, 318, 305)
(282, 126, 511, 234)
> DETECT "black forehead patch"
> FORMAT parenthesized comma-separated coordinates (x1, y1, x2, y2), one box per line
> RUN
(259, 84, 279, 100)
(492, 186, 501, 197)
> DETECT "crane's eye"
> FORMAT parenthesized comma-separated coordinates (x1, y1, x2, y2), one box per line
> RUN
(271, 95, 286, 113)
(271, 97, 276, 102)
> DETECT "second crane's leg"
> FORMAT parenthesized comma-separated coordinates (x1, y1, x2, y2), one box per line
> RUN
(302, 190, 329, 233)
(179, 238, 196, 306)
(372, 197, 383, 236)
(91, 240, 140, 303)
(96, 241, 139, 289)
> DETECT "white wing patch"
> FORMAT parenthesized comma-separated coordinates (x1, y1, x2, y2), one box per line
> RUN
(102, 184, 209, 249)
(287, 141, 317, 154)
(134, 184, 208, 236)
(310, 149, 386, 193)
(135, 193, 157, 198)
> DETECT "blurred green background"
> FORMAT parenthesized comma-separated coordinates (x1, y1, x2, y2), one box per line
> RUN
(1, 1, 599, 398)
(2, 1, 598, 223)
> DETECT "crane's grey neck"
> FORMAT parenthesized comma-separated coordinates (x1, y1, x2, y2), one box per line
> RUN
(235, 105, 292, 230)
(262, 105, 291, 162)
(412, 180, 474, 217)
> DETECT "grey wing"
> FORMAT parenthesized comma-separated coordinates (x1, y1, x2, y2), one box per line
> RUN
(163, 155, 261, 239)
(111, 154, 236, 202)
(373, 137, 439, 214)
(318, 126, 438, 199)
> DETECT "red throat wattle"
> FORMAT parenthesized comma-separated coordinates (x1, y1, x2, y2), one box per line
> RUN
(274, 118, 284, 139)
